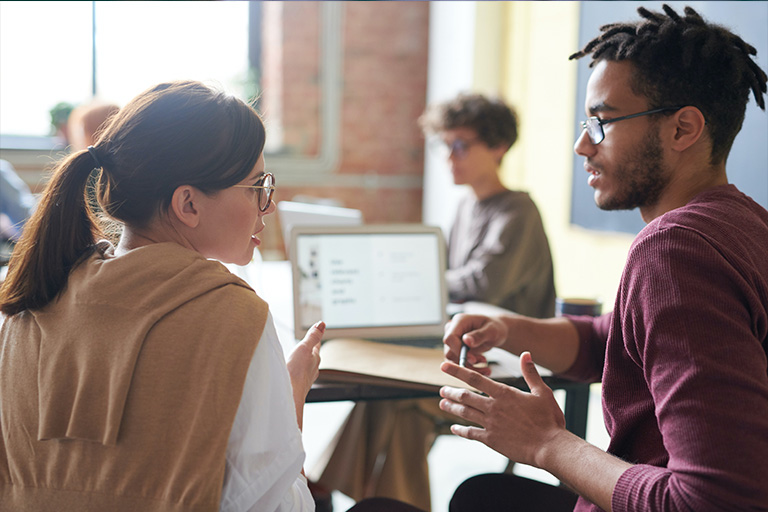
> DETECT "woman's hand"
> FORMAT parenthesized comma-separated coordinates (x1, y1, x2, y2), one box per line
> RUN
(286, 321, 324, 429)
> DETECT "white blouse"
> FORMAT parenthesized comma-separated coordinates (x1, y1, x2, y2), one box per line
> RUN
(220, 311, 314, 512)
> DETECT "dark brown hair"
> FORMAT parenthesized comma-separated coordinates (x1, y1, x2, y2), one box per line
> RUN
(570, 4, 767, 165)
(0, 80, 266, 316)
(418, 92, 518, 151)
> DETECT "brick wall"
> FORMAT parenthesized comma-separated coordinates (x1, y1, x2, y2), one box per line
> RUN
(259, 2, 429, 258)
(2, 2, 431, 261)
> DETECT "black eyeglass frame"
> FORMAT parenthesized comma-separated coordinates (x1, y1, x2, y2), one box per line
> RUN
(232, 172, 276, 212)
(427, 136, 482, 160)
(580, 106, 684, 145)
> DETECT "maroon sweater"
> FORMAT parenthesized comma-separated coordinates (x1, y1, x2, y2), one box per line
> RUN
(562, 185, 768, 512)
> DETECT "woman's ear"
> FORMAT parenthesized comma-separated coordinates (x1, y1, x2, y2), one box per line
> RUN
(169, 185, 201, 228)
(670, 106, 707, 153)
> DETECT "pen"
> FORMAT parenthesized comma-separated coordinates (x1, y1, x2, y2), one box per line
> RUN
(459, 342, 468, 368)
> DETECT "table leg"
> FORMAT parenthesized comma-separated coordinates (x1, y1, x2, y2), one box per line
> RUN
(563, 383, 590, 440)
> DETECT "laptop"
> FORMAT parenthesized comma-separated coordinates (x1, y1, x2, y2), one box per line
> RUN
(277, 201, 363, 256)
(289, 224, 448, 348)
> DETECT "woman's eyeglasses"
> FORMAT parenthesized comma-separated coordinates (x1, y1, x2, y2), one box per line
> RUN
(233, 172, 276, 212)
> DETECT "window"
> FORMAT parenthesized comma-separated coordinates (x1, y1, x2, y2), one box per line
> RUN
(1, 1, 250, 139)
(0, 2, 249, 142)
(0, 1, 341, 173)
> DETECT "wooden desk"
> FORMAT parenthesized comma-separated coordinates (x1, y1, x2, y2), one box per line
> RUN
(232, 258, 591, 440)
(308, 381, 437, 403)
(307, 376, 590, 440)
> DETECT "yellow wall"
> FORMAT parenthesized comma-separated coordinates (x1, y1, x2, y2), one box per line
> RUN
(474, 1, 635, 311)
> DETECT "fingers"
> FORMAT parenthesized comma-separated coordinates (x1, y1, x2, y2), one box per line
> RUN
(440, 385, 486, 409)
(289, 321, 324, 380)
(467, 353, 492, 376)
(443, 322, 465, 362)
(287, 323, 324, 400)
(440, 361, 503, 396)
(461, 320, 502, 349)
(443, 313, 501, 364)
(449, 355, 492, 376)
(300, 321, 325, 348)
(449, 424, 486, 442)
(439, 387, 489, 427)
(519, 351, 546, 396)
(443, 314, 484, 349)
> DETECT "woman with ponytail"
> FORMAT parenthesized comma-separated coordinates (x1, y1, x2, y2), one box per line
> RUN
(0, 80, 324, 512)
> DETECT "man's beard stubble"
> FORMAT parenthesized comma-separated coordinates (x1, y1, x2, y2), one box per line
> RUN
(597, 126, 671, 212)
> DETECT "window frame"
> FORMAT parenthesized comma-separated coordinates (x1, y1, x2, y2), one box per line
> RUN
(0, 1, 343, 180)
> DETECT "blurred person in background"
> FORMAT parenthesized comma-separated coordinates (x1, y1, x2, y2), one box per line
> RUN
(67, 100, 120, 151)
(0, 159, 36, 265)
(309, 93, 557, 512)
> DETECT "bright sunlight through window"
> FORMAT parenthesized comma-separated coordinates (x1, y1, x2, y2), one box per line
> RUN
(0, 1, 251, 139)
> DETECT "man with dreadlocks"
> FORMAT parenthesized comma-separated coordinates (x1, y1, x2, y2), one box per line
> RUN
(439, 5, 768, 512)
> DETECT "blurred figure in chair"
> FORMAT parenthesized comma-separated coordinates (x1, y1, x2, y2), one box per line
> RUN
(309, 93, 557, 511)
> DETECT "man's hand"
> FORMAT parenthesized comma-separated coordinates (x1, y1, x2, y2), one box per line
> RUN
(438, 351, 566, 467)
(443, 313, 509, 375)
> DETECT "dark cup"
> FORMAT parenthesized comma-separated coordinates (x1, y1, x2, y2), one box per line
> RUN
(555, 297, 603, 317)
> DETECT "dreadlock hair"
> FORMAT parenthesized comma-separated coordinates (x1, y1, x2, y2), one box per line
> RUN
(570, 4, 767, 165)
(418, 92, 518, 151)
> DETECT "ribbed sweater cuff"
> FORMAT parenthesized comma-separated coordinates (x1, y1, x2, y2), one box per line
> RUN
(612, 464, 670, 512)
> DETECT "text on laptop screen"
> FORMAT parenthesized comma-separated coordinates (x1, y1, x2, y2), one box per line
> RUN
(295, 232, 443, 330)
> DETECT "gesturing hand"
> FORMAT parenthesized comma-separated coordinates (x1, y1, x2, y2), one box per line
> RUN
(438, 351, 566, 468)
(286, 321, 325, 402)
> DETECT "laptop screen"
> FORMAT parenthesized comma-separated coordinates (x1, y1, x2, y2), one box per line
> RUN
(290, 224, 448, 341)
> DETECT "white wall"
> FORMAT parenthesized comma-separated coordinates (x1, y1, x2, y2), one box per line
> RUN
(421, 1, 477, 235)
(421, 2, 631, 305)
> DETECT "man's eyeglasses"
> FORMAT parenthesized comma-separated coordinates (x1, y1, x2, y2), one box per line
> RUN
(233, 172, 276, 212)
(429, 137, 481, 160)
(580, 107, 683, 145)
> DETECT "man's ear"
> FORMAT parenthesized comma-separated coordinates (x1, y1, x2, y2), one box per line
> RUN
(169, 185, 201, 228)
(669, 106, 707, 153)
(492, 144, 511, 165)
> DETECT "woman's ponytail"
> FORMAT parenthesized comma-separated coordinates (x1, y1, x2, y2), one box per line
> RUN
(0, 150, 103, 316)
(1, 80, 267, 316)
